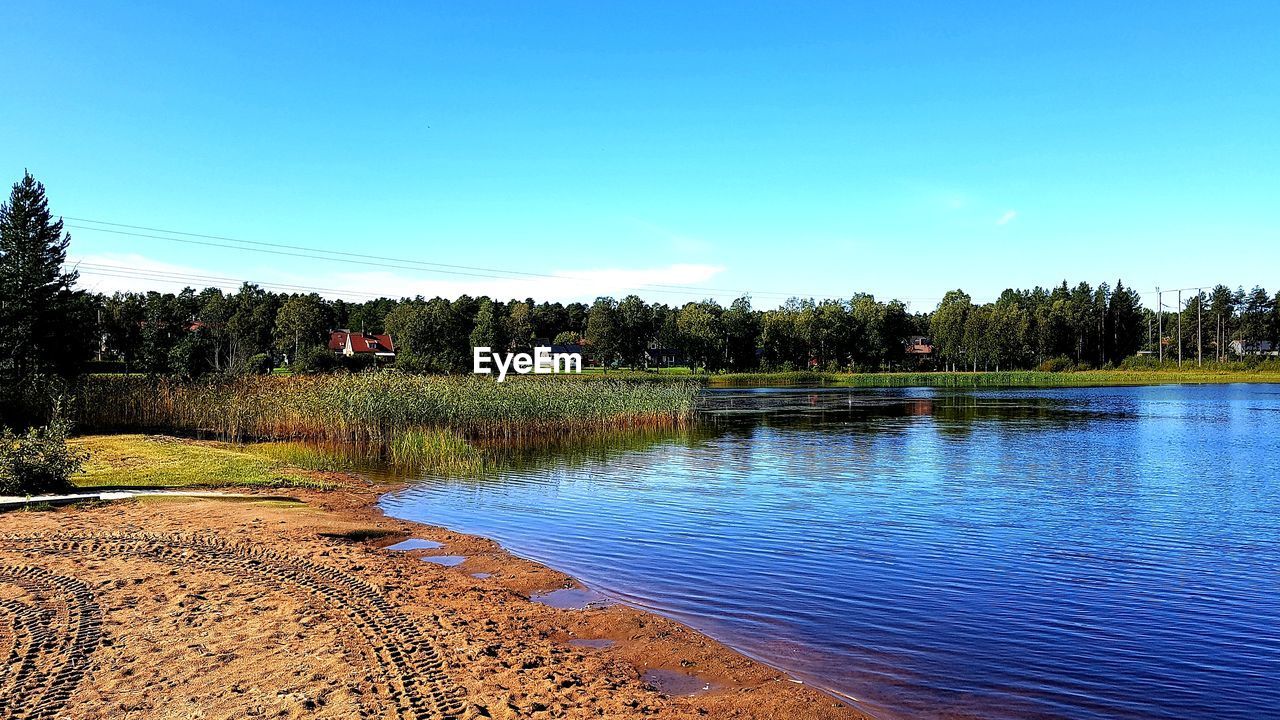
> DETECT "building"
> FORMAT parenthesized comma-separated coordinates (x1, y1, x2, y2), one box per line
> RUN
(329, 330, 396, 359)
(645, 346, 684, 368)
(1228, 339, 1277, 356)
(905, 336, 933, 355)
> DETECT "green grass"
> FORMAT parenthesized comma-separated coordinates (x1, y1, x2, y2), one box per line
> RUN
(245, 441, 348, 472)
(69, 435, 336, 489)
(706, 368, 1280, 388)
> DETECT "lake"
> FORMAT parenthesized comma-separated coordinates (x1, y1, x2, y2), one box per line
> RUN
(379, 384, 1280, 720)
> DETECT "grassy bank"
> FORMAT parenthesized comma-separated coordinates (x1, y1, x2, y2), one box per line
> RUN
(706, 368, 1280, 388)
(74, 372, 699, 444)
(69, 435, 337, 489)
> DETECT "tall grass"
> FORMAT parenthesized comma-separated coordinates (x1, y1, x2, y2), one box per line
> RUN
(74, 372, 699, 444)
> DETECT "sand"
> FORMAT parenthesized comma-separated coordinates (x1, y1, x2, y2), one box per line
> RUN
(0, 484, 867, 720)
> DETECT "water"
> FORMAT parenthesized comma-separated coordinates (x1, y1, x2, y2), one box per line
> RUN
(380, 384, 1280, 720)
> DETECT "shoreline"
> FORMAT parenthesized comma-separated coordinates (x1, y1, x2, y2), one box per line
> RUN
(373, 486, 881, 718)
(0, 479, 868, 719)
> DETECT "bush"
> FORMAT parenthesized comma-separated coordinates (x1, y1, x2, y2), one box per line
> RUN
(291, 345, 338, 374)
(0, 415, 86, 496)
(1038, 356, 1076, 373)
(245, 353, 274, 375)
(0, 373, 72, 429)
(1118, 355, 1160, 370)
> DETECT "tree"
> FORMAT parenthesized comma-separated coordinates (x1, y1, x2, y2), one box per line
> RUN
(0, 172, 96, 427)
(1272, 290, 1280, 348)
(880, 300, 912, 368)
(813, 299, 852, 368)
(1106, 280, 1142, 362)
(0, 172, 86, 382)
(930, 290, 971, 370)
(722, 296, 760, 370)
(760, 298, 814, 370)
(385, 298, 469, 373)
(585, 297, 620, 366)
(616, 295, 655, 368)
(469, 298, 501, 350)
(505, 300, 535, 349)
(275, 293, 331, 362)
(224, 283, 279, 373)
(849, 294, 883, 368)
(102, 292, 147, 373)
(961, 304, 993, 370)
(675, 300, 725, 370)
(1241, 286, 1275, 352)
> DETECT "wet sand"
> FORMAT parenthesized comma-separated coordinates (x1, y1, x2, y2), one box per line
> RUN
(0, 482, 866, 719)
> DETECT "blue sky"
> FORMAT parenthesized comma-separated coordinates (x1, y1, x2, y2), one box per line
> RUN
(2, 2, 1276, 309)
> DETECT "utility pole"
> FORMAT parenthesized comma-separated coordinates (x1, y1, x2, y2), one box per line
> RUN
(1197, 289, 1202, 367)
(1157, 287, 1163, 364)
(1177, 289, 1182, 369)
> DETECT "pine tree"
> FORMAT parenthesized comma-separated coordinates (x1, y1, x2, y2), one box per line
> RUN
(0, 172, 85, 383)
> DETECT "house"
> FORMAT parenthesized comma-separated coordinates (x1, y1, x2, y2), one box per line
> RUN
(905, 336, 933, 355)
(1228, 339, 1277, 357)
(550, 342, 584, 357)
(645, 346, 683, 368)
(329, 330, 396, 359)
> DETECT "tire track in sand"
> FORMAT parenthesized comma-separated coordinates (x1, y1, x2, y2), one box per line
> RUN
(0, 566, 103, 720)
(0, 532, 467, 720)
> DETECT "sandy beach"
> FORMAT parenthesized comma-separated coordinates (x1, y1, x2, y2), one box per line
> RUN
(0, 482, 865, 720)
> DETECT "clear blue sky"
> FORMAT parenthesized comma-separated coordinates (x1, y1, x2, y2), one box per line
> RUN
(2, 2, 1276, 309)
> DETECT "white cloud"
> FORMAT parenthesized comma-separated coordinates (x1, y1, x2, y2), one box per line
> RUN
(996, 210, 1017, 226)
(67, 253, 728, 304)
(325, 263, 727, 303)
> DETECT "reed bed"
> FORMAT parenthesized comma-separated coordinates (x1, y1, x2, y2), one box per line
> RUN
(74, 372, 699, 445)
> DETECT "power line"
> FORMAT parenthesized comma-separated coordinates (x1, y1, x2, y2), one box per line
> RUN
(65, 216, 850, 300)
(72, 261, 391, 300)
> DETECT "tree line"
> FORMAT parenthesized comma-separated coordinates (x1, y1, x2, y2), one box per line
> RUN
(82, 279, 1280, 377)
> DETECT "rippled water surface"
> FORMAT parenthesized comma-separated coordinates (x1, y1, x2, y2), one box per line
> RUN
(380, 384, 1280, 720)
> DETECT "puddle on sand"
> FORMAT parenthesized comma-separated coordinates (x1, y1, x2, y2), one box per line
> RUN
(530, 588, 612, 610)
(386, 538, 444, 551)
(471, 572, 492, 579)
(643, 669, 716, 696)
(421, 555, 467, 567)
(568, 638, 615, 649)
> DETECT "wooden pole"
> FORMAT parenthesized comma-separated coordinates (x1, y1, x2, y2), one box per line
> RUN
(1177, 289, 1182, 369)
(1197, 289, 1202, 367)
(1157, 288, 1163, 364)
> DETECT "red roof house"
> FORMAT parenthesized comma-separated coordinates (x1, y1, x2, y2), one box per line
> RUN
(329, 330, 395, 358)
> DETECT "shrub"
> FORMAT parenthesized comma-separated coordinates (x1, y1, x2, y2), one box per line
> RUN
(245, 353, 274, 375)
(292, 344, 338, 374)
(0, 415, 86, 496)
(1038, 356, 1076, 373)
(1118, 355, 1160, 370)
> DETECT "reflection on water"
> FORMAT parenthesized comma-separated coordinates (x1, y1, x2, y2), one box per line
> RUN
(380, 384, 1280, 720)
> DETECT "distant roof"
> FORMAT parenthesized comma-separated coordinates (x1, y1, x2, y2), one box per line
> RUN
(330, 330, 395, 354)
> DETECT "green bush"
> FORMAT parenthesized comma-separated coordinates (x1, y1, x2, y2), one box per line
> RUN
(245, 353, 274, 375)
(1038, 356, 1077, 372)
(0, 416, 86, 496)
(291, 345, 338, 374)
(1118, 355, 1159, 370)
